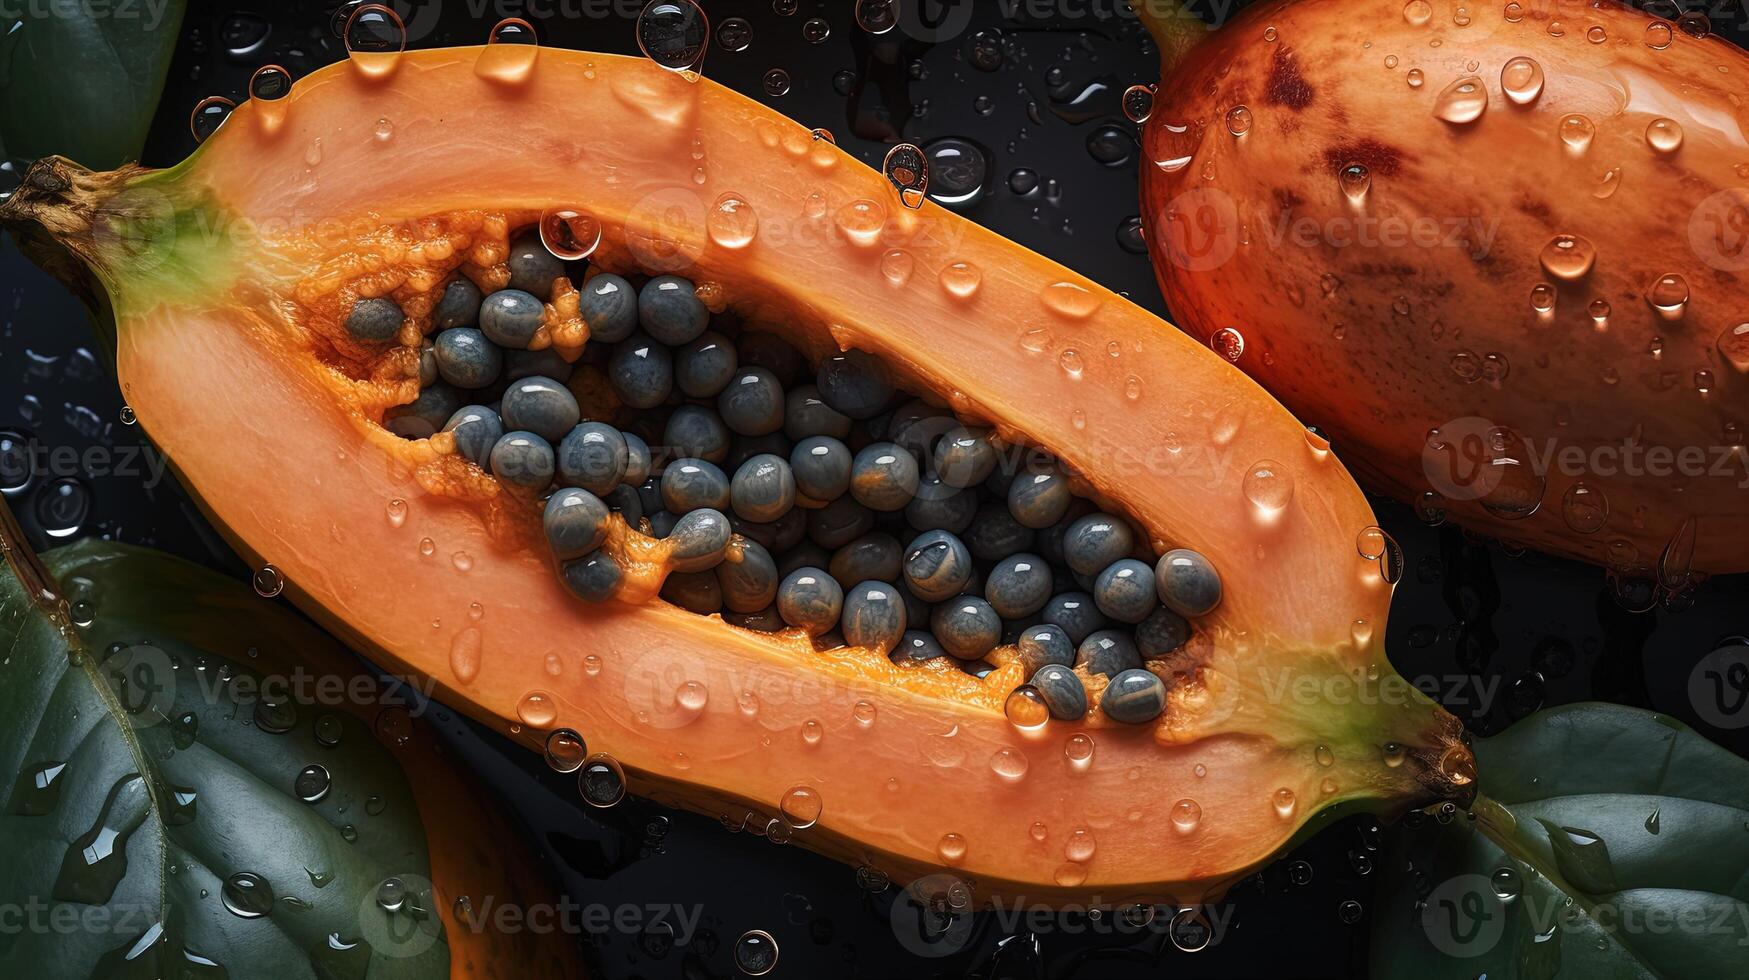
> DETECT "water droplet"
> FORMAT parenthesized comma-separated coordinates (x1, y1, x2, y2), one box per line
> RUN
(1115, 84, 1156, 126)
(1406, 67, 1425, 88)
(762, 68, 791, 96)
(735, 929, 780, 975)
(249, 64, 292, 103)
(450, 627, 481, 684)
(539, 207, 602, 261)
(1169, 908, 1213, 952)
(1645, 273, 1689, 320)
(1500, 56, 1543, 104)
(1382, 741, 1406, 767)
(1171, 798, 1202, 833)
(1005, 685, 1049, 730)
(1064, 827, 1096, 862)
(190, 96, 235, 142)
(878, 248, 915, 287)
(1210, 326, 1245, 362)
(344, 4, 406, 79)
(1433, 76, 1488, 124)
(1559, 113, 1596, 153)
(1273, 787, 1297, 818)
(1338, 163, 1371, 203)
(883, 143, 929, 209)
(1646, 117, 1684, 153)
(252, 564, 284, 598)
(517, 691, 557, 728)
(1041, 281, 1101, 319)
(1561, 482, 1608, 534)
(578, 754, 627, 807)
(705, 193, 758, 249)
(638, 0, 710, 77)
(1063, 732, 1095, 769)
(939, 261, 982, 298)
(1530, 282, 1558, 316)
(1242, 460, 1294, 516)
(1678, 11, 1711, 39)
(716, 16, 752, 52)
(1222, 103, 1253, 137)
(1057, 348, 1084, 378)
(801, 718, 823, 745)
(852, 700, 876, 727)
(833, 198, 885, 247)
(475, 18, 540, 82)
(384, 498, 407, 527)
(1587, 24, 1607, 43)
(937, 832, 968, 863)
(452, 551, 473, 572)
(779, 785, 823, 829)
(990, 748, 1028, 782)
(221, 872, 275, 918)
(294, 764, 331, 803)
(1491, 866, 1523, 899)
(802, 17, 830, 43)
(1646, 21, 1673, 49)
(1403, 0, 1432, 25)
(1540, 234, 1596, 280)
(544, 729, 587, 772)
(1644, 806, 1661, 835)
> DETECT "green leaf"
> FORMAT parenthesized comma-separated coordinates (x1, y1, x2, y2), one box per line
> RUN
(0, 0, 187, 167)
(1371, 704, 1749, 980)
(0, 539, 452, 978)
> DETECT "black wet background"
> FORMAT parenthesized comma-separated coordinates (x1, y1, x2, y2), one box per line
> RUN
(4, 1, 1749, 977)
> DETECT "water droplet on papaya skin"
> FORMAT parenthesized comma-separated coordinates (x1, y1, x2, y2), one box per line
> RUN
(1559, 113, 1595, 154)
(1645, 273, 1689, 320)
(1122, 84, 1156, 123)
(833, 198, 885, 247)
(1646, 117, 1684, 154)
(1005, 685, 1050, 731)
(1500, 57, 1543, 104)
(344, 4, 406, 79)
(476, 18, 540, 83)
(1337, 162, 1371, 203)
(1210, 326, 1245, 362)
(1433, 76, 1487, 124)
(1562, 481, 1608, 533)
(1242, 460, 1293, 517)
(1540, 234, 1596, 280)
(544, 729, 587, 771)
(1171, 798, 1202, 833)
(937, 832, 968, 863)
(1646, 21, 1673, 49)
(1717, 322, 1749, 371)
(1406, 67, 1424, 88)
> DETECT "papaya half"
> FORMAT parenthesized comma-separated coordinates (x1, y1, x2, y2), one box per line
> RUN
(1, 44, 1473, 904)
(1136, 1, 1749, 578)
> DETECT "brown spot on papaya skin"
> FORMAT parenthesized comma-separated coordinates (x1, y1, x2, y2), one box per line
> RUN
(1322, 140, 1406, 177)
(1266, 46, 1314, 110)
(1273, 187, 1304, 212)
(1513, 195, 1553, 224)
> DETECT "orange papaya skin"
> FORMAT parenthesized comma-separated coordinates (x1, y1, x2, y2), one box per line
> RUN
(3, 48, 1470, 904)
(1139, 1, 1749, 576)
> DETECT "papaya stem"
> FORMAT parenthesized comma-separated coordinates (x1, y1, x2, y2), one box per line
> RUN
(0, 496, 65, 619)
(1129, 0, 1214, 77)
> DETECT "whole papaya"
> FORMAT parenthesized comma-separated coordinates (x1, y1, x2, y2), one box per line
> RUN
(1136, 1, 1748, 580)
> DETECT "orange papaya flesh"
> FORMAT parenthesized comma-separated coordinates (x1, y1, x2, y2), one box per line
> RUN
(3, 48, 1472, 904)
(1137, 0, 1749, 576)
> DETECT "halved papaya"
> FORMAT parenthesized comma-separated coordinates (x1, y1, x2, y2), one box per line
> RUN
(3, 46, 1471, 903)
(1135, 1, 1749, 577)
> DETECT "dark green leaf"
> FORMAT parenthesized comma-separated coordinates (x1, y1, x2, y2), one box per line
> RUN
(0, 539, 451, 978)
(0, 0, 187, 167)
(1371, 703, 1749, 980)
